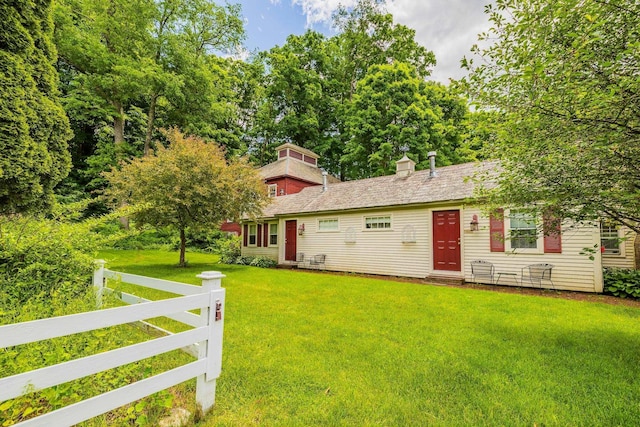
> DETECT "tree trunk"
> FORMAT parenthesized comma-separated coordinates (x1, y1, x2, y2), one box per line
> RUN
(113, 101, 125, 146)
(635, 232, 640, 270)
(144, 94, 158, 156)
(113, 101, 129, 229)
(179, 227, 187, 267)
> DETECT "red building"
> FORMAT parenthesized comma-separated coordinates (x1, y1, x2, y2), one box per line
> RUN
(220, 143, 339, 234)
(260, 143, 340, 197)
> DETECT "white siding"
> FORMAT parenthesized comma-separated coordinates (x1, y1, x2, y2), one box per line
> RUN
(285, 206, 464, 279)
(241, 222, 279, 261)
(462, 208, 602, 292)
(602, 228, 637, 269)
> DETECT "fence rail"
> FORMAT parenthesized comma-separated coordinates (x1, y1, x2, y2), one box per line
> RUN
(0, 260, 226, 426)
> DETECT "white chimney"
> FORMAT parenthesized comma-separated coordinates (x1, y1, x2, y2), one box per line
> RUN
(428, 151, 437, 178)
(322, 170, 328, 192)
(395, 155, 416, 177)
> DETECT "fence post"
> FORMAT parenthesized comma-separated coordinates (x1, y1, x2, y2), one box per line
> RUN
(93, 259, 106, 308)
(195, 271, 226, 415)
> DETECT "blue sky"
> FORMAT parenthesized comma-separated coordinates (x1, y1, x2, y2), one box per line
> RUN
(236, 1, 331, 53)
(234, 0, 492, 84)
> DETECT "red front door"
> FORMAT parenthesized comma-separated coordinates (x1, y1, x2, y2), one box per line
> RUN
(285, 220, 297, 261)
(433, 210, 461, 271)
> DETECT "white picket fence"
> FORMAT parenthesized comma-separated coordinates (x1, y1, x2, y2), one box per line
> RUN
(0, 260, 226, 426)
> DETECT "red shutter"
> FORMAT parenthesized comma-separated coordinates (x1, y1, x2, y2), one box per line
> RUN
(257, 224, 263, 247)
(490, 209, 505, 252)
(543, 214, 562, 253)
(243, 224, 248, 247)
(263, 224, 270, 247)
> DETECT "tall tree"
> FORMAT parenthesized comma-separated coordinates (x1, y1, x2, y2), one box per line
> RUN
(54, 0, 156, 148)
(464, 0, 640, 232)
(254, 0, 440, 179)
(341, 63, 470, 178)
(332, 0, 435, 100)
(254, 31, 337, 166)
(104, 129, 269, 266)
(54, 0, 245, 201)
(0, 0, 72, 214)
(143, 0, 244, 155)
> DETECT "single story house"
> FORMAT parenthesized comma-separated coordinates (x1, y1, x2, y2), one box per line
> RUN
(241, 151, 636, 292)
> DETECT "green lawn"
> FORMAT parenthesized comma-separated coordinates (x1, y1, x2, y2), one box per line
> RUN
(100, 249, 640, 426)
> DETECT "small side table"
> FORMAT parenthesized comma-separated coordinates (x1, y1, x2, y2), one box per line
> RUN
(496, 272, 519, 286)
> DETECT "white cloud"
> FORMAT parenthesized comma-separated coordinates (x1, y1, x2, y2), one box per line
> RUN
(288, 0, 491, 83)
(387, 0, 491, 83)
(291, 0, 358, 26)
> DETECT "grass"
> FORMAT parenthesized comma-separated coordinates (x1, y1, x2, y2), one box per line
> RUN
(99, 249, 640, 426)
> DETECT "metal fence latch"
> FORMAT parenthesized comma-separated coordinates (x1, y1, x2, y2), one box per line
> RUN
(215, 299, 222, 321)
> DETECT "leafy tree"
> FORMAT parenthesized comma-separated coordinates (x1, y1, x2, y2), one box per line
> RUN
(254, 31, 338, 166)
(332, 0, 435, 99)
(464, 0, 640, 233)
(104, 128, 269, 266)
(253, 0, 441, 179)
(142, 0, 244, 155)
(53, 0, 156, 147)
(0, 0, 72, 214)
(342, 63, 470, 179)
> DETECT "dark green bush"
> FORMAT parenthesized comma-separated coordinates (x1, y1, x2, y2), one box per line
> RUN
(235, 255, 255, 265)
(603, 268, 640, 299)
(250, 256, 278, 268)
(0, 215, 98, 318)
(217, 235, 241, 264)
(106, 225, 178, 250)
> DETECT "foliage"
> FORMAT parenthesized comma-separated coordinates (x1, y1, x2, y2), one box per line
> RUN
(234, 255, 256, 266)
(0, 203, 135, 318)
(101, 249, 640, 426)
(228, 254, 278, 268)
(252, 0, 455, 180)
(342, 62, 471, 178)
(0, 297, 188, 426)
(603, 268, 640, 299)
(53, 0, 246, 203)
(249, 256, 278, 268)
(0, 217, 94, 315)
(0, 0, 72, 214)
(216, 235, 241, 264)
(103, 129, 270, 266)
(464, 0, 640, 233)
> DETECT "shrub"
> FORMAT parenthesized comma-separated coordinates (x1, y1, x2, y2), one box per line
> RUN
(216, 235, 241, 264)
(105, 225, 178, 251)
(250, 256, 278, 268)
(235, 256, 255, 265)
(603, 268, 640, 299)
(0, 215, 97, 318)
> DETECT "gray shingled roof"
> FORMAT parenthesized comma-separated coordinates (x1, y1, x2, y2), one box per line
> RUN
(259, 158, 341, 185)
(259, 161, 498, 218)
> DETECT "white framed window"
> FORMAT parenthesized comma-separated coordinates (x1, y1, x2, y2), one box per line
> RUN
(601, 223, 621, 255)
(318, 218, 339, 232)
(268, 184, 277, 198)
(509, 210, 537, 249)
(269, 223, 278, 246)
(504, 210, 543, 253)
(364, 215, 391, 230)
(248, 224, 257, 246)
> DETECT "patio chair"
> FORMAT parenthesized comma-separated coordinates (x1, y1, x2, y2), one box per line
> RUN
(521, 263, 555, 289)
(470, 260, 495, 284)
(308, 254, 326, 270)
(295, 252, 306, 268)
